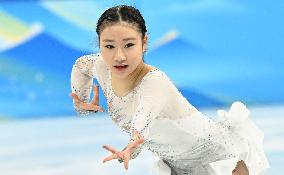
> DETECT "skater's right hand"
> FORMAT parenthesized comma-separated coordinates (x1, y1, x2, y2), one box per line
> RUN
(70, 85, 104, 112)
(102, 131, 145, 170)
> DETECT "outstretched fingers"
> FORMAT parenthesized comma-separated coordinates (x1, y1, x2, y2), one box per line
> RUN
(81, 103, 104, 112)
(102, 154, 117, 163)
(70, 93, 81, 102)
(102, 144, 133, 170)
(91, 85, 99, 105)
(102, 145, 124, 163)
(69, 93, 83, 108)
(70, 91, 104, 112)
(102, 145, 119, 154)
(123, 152, 130, 170)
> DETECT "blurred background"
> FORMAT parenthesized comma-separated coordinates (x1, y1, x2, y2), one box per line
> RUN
(0, 0, 283, 174)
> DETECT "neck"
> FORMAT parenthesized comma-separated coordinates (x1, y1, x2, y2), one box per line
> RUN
(128, 61, 146, 83)
(112, 61, 147, 90)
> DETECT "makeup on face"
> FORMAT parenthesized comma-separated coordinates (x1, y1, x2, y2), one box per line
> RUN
(100, 24, 146, 78)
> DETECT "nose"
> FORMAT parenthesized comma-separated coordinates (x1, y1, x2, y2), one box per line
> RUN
(114, 47, 126, 62)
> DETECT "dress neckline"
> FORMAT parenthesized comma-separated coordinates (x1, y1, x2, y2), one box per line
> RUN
(108, 67, 158, 100)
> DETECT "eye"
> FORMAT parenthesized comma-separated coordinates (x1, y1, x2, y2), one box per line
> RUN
(105, 45, 114, 49)
(125, 43, 135, 48)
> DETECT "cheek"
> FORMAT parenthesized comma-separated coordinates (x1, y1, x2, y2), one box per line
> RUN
(101, 53, 113, 67)
(101, 48, 114, 61)
(101, 47, 112, 56)
(127, 45, 143, 58)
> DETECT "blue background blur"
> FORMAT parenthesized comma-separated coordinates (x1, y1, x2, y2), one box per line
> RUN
(0, 0, 283, 118)
(0, 0, 283, 174)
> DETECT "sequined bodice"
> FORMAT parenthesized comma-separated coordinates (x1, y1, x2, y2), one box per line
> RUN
(103, 67, 160, 133)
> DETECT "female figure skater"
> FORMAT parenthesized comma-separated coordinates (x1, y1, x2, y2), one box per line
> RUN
(70, 5, 269, 175)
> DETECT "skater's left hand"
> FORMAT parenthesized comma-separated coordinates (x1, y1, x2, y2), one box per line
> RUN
(70, 85, 104, 112)
(102, 131, 145, 170)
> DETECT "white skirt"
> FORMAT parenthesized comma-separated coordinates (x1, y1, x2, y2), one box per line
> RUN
(150, 102, 270, 175)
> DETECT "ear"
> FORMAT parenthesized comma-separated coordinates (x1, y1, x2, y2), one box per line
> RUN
(142, 35, 148, 52)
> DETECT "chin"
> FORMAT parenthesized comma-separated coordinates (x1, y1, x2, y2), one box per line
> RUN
(111, 69, 130, 78)
(115, 73, 129, 79)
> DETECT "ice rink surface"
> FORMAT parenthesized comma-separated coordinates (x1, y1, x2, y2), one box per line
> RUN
(0, 105, 283, 175)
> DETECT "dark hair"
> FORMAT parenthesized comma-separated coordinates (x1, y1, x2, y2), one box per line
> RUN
(96, 5, 147, 41)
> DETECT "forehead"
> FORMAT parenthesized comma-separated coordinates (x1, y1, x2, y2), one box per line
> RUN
(100, 22, 141, 40)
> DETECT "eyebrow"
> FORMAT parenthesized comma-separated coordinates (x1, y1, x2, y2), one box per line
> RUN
(102, 37, 137, 42)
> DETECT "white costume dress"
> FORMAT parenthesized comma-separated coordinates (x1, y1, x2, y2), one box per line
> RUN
(71, 53, 269, 175)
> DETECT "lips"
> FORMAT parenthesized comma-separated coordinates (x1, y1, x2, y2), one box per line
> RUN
(114, 65, 128, 71)
(114, 65, 128, 68)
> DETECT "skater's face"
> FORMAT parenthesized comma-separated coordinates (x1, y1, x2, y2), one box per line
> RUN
(99, 22, 147, 78)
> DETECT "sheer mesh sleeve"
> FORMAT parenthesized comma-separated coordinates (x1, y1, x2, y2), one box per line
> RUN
(70, 54, 103, 116)
(129, 73, 170, 159)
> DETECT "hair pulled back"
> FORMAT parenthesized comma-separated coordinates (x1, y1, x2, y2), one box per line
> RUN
(96, 5, 147, 40)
